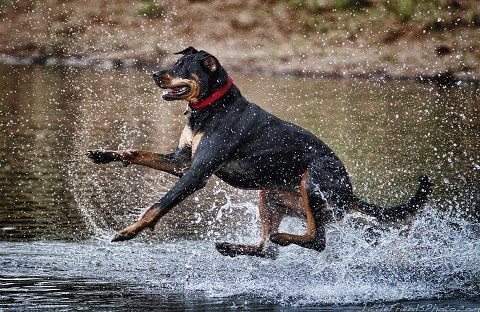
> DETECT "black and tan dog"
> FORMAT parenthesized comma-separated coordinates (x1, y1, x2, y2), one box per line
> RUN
(87, 47, 432, 258)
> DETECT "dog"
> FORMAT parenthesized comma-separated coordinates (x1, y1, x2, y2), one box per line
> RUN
(87, 47, 433, 259)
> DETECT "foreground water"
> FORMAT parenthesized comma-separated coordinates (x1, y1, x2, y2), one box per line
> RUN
(0, 64, 479, 310)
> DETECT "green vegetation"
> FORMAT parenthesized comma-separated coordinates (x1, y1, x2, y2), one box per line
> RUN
(283, 0, 323, 13)
(380, 0, 415, 23)
(282, 0, 479, 25)
(0, 0, 6, 15)
(138, 0, 164, 18)
(283, 0, 371, 12)
(331, 0, 371, 10)
(466, 9, 479, 25)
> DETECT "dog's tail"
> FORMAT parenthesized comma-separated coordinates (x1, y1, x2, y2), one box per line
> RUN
(352, 176, 433, 222)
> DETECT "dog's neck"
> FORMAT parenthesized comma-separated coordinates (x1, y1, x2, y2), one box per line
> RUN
(189, 76, 233, 110)
(187, 85, 243, 133)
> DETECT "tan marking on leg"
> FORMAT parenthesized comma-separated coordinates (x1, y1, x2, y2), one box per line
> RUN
(273, 191, 304, 214)
(301, 172, 316, 238)
(87, 149, 189, 176)
(216, 190, 284, 258)
(112, 205, 165, 242)
(258, 190, 270, 249)
(116, 150, 190, 176)
(270, 171, 319, 246)
(258, 190, 285, 249)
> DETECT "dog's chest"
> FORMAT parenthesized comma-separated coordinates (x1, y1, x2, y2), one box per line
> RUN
(178, 124, 203, 156)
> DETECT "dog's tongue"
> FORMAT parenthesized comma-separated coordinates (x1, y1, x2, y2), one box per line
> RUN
(171, 87, 181, 92)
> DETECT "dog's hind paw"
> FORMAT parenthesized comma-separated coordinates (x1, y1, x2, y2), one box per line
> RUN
(215, 242, 238, 257)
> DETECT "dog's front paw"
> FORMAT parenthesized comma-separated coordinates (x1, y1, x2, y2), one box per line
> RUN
(86, 150, 121, 164)
(86, 150, 132, 166)
(111, 231, 137, 242)
(269, 233, 292, 246)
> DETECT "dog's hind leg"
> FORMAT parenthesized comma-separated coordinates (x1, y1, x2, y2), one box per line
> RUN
(215, 190, 293, 259)
(269, 171, 327, 252)
(86, 149, 191, 177)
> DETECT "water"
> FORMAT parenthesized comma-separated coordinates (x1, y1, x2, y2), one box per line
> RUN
(0, 64, 479, 310)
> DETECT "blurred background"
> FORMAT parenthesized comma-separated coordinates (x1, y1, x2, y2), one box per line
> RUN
(0, 0, 479, 78)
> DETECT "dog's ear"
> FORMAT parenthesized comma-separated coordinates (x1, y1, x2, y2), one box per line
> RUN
(202, 56, 217, 72)
(195, 51, 218, 72)
(173, 47, 198, 55)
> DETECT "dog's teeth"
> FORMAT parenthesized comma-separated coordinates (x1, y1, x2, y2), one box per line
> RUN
(162, 90, 169, 95)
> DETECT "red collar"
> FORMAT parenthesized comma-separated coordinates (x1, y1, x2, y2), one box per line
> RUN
(189, 76, 233, 110)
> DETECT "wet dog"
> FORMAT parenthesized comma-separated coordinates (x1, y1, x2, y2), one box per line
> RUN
(87, 47, 432, 258)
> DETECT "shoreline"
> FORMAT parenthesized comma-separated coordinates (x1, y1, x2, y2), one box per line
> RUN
(2, 53, 479, 85)
(1, 0, 478, 87)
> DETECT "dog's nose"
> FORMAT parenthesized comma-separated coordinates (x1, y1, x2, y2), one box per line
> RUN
(152, 71, 161, 79)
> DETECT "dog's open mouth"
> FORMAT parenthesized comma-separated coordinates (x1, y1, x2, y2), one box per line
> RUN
(161, 85, 191, 101)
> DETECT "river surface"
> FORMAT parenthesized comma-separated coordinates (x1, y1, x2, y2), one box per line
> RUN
(0, 64, 479, 310)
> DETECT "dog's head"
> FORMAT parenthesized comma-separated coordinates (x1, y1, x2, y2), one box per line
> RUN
(153, 47, 228, 103)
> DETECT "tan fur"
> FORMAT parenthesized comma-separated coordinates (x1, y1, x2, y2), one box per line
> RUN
(178, 124, 193, 149)
(269, 171, 322, 245)
(191, 132, 204, 156)
(178, 124, 204, 157)
(168, 74, 200, 103)
(203, 56, 217, 72)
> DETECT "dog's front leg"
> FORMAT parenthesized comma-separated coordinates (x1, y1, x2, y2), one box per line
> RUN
(111, 150, 224, 242)
(111, 202, 165, 241)
(87, 148, 191, 177)
(110, 126, 242, 242)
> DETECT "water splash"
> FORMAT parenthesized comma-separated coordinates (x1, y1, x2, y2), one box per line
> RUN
(67, 138, 479, 305)
(174, 205, 479, 305)
(65, 161, 480, 305)
(3, 204, 478, 307)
